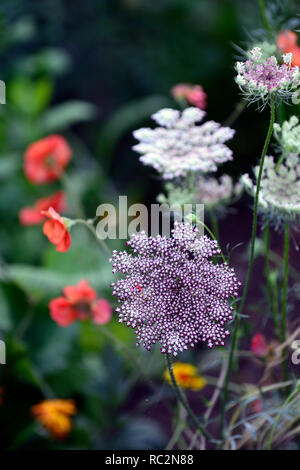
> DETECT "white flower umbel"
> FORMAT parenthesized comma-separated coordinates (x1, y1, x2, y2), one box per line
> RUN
(241, 155, 300, 228)
(273, 116, 300, 155)
(133, 107, 235, 180)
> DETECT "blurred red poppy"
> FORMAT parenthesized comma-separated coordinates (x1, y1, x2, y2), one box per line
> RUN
(24, 135, 72, 184)
(277, 30, 300, 66)
(171, 83, 207, 109)
(251, 333, 268, 357)
(49, 280, 112, 327)
(41, 206, 71, 252)
(19, 191, 66, 226)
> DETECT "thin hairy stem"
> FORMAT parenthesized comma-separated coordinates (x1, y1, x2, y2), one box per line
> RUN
(264, 222, 279, 335)
(281, 221, 290, 391)
(73, 218, 111, 255)
(239, 97, 275, 317)
(165, 353, 216, 444)
(219, 96, 275, 443)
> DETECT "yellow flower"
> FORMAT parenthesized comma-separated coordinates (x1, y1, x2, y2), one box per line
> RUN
(163, 362, 206, 391)
(31, 399, 76, 439)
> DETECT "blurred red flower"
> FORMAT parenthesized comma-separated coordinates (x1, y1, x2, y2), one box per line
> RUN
(251, 333, 268, 357)
(24, 135, 72, 184)
(19, 191, 66, 226)
(49, 280, 112, 327)
(41, 206, 71, 252)
(250, 398, 263, 414)
(171, 83, 207, 109)
(277, 30, 300, 66)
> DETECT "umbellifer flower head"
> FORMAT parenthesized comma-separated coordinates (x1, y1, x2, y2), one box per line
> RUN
(110, 222, 240, 355)
(133, 107, 235, 180)
(241, 154, 300, 228)
(196, 174, 242, 209)
(273, 115, 300, 155)
(157, 175, 242, 213)
(235, 47, 300, 107)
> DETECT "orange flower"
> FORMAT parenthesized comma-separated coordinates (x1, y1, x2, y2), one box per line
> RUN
(31, 399, 76, 439)
(24, 135, 72, 184)
(49, 279, 112, 326)
(41, 206, 71, 252)
(277, 30, 300, 66)
(171, 83, 207, 109)
(19, 191, 66, 226)
(164, 362, 206, 391)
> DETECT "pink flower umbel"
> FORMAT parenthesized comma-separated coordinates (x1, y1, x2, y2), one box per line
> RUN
(235, 47, 300, 107)
(110, 222, 240, 356)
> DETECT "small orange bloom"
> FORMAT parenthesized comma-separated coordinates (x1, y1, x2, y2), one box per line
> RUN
(24, 135, 72, 184)
(49, 280, 112, 327)
(31, 399, 76, 439)
(164, 362, 206, 391)
(19, 191, 66, 226)
(41, 206, 71, 252)
(277, 30, 300, 66)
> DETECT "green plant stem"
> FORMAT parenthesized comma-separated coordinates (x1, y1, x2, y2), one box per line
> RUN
(73, 218, 111, 255)
(239, 97, 275, 318)
(281, 221, 289, 390)
(209, 210, 220, 243)
(264, 222, 279, 335)
(219, 96, 275, 443)
(165, 353, 215, 444)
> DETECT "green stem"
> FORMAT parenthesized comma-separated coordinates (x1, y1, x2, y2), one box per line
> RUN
(73, 218, 111, 255)
(275, 153, 285, 171)
(219, 96, 275, 443)
(281, 221, 289, 391)
(239, 97, 275, 318)
(165, 353, 215, 444)
(264, 223, 279, 335)
(209, 210, 220, 243)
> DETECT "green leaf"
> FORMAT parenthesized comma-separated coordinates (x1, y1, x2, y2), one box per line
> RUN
(9, 78, 53, 115)
(40, 101, 97, 133)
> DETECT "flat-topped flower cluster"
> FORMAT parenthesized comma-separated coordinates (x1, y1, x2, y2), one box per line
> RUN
(133, 107, 235, 179)
(241, 154, 300, 227)
(235, 47, 300, 106)
(110, 222, 240, 355)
